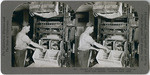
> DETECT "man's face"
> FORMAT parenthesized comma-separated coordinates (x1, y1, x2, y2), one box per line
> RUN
(89, 27, 94, 34)
(25, 26, 30, 33)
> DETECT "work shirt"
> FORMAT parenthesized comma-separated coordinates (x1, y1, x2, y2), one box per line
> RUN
(78, 33, 95, 51)
(15, 32, 31, 50)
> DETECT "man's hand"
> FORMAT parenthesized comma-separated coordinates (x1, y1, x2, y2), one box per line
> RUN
(103, 49, 107, 53)
(42, 48, 47, 52)
(98, 47, 110, 53)
(102, 47, 108, 50)
(39, 46, 45, 50)
(35, 47, 46, 52)
(103, 48, 111, 53)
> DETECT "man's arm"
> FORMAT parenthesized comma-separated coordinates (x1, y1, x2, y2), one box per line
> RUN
(26, 46, 36, 51)
(89, 46, 100, 51)
(85, 35, 108, 51)
(89, 46, 109, 53)
(93, 42, 108, 50)
(93, 42, 111, 53)
(29, 41, 44, 50)
(22, 35, 44, 50)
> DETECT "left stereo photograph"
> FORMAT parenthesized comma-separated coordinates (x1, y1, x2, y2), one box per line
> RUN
(12, 1, 76, 67)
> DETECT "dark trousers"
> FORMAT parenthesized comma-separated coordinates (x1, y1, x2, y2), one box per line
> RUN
(14, 50, 26, 67)
(78, 50, 90, 67)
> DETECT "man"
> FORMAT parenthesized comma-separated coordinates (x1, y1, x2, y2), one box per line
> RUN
(14, 24, 45, 67)
(78, 22, 109, 67)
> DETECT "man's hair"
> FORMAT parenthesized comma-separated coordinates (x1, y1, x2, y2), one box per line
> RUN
(23, 24, 30, 27)
(26, 24, 30, 26)
(22, 24, 30, 30)
(86, 22, 93, 26)
(85, 26, 94, 33)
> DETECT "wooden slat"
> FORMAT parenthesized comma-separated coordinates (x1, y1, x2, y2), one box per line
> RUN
(36, 22, 62, 25)
(102, 22, 127, 25)
(37, 21, 62, 23)
(104, 39, 126, 41)
(36, 23, 62, 25)
(41, 37, 62, 41)
(101, 31, 126, 35)
(36, 25, 63, 28)
(101, 25, 127, 29)
(37, 31, 62, 34)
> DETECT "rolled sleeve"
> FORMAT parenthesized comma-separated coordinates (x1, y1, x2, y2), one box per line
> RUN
(84, 36, 95, 45)
(21, 35, 32, 44)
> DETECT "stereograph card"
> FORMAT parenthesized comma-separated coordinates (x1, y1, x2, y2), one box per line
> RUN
(1, 0, 149, 74)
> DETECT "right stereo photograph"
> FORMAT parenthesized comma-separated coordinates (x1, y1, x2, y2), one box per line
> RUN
(75, 1, 139, 68)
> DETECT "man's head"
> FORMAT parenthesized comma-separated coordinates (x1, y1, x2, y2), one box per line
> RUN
(85, 26, 94, 34)
(22, 25, 30, 33)
(85, 22, 94, 34)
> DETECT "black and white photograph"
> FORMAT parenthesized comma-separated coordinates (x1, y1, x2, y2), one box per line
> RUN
(12, 1, 76, 67)
(75, 2, 139, 68)
(12, 1, 139, 68)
